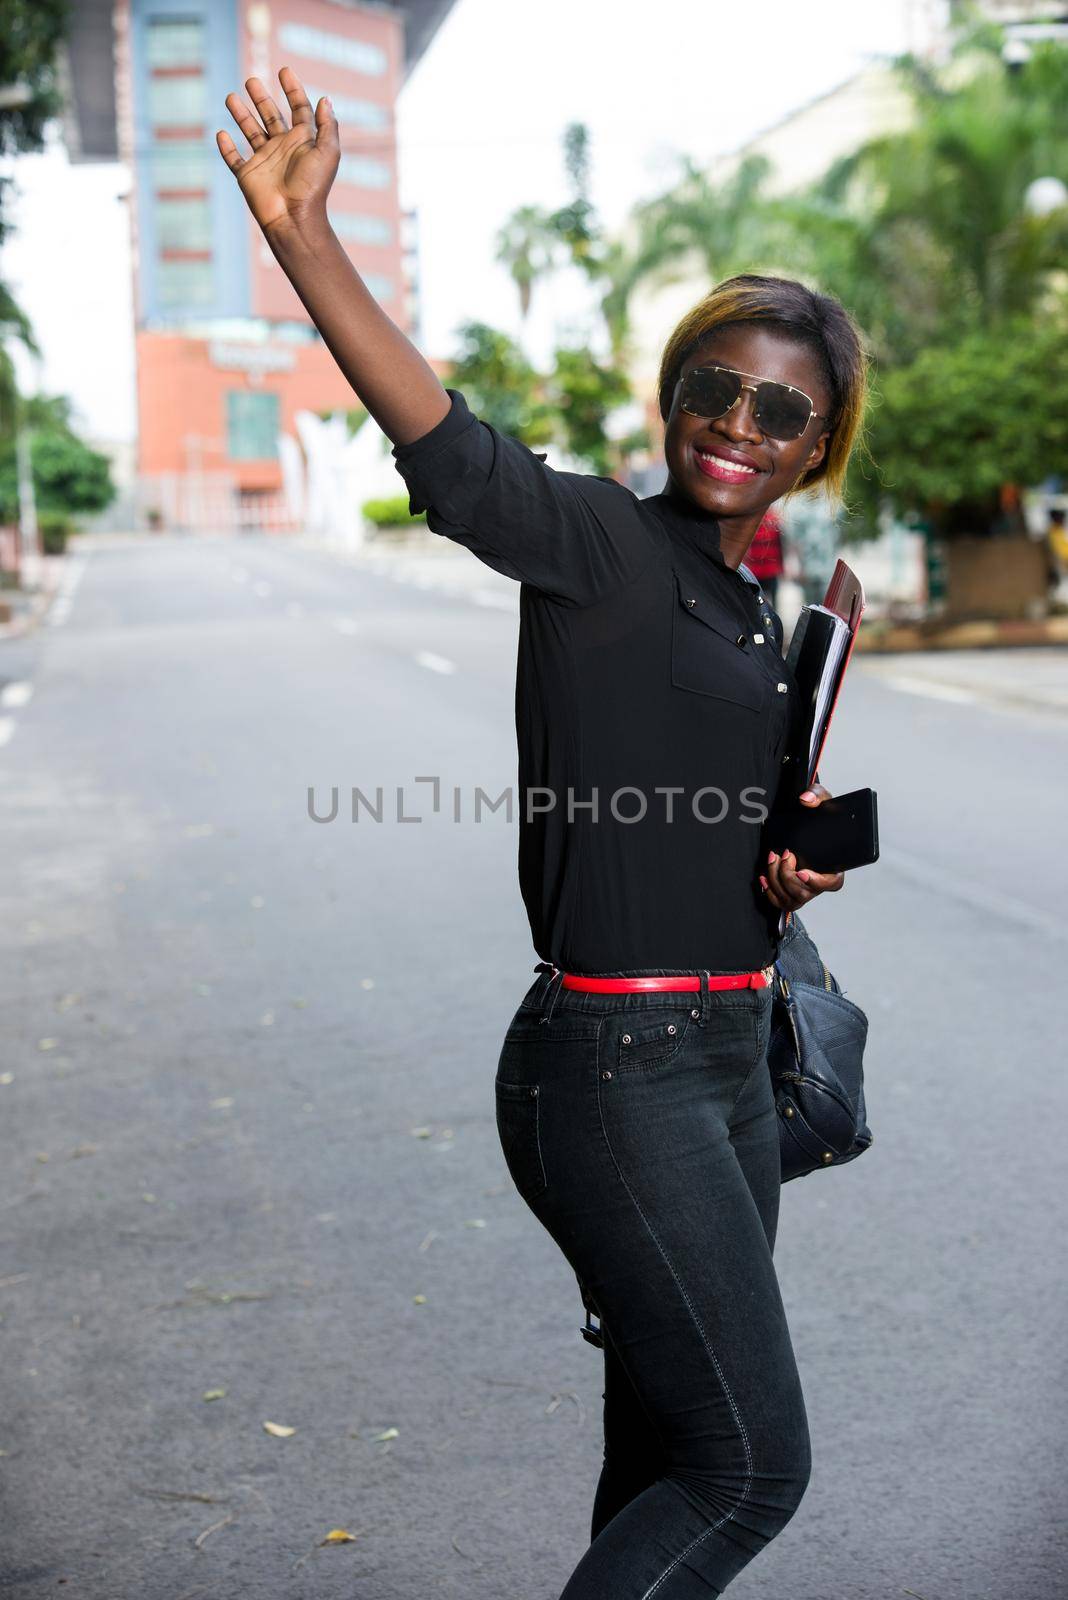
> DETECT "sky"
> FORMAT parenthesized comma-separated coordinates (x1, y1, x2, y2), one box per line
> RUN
(0, 0, 927, 445)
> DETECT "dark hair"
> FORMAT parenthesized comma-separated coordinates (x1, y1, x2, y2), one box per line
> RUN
(657, 273, 870, 505)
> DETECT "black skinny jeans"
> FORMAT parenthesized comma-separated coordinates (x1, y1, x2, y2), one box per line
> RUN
(494, 966, 812, 1598)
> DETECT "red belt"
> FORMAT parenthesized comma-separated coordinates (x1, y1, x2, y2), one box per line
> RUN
(558, 965, 775, 993)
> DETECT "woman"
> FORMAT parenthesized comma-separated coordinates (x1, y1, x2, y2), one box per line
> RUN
(218, 70, 869, 1598)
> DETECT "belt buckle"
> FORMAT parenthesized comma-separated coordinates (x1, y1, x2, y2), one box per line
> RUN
(760, 963, 775, 987)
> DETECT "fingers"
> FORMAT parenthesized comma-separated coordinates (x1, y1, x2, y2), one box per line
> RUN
(763, 848, 814, 911)
(245, 75, 288, 135)
(225, 90, 268, 152)
(761, 847, 846, 909)
(216, 129, 243, 174)
(798, 782, 833, 804)
(278, 65, 315, 126)
(315, 91, 340, 155)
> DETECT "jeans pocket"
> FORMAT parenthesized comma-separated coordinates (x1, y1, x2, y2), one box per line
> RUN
(495, 1080, 547, 1201)
(615, 1005, 697, 1069)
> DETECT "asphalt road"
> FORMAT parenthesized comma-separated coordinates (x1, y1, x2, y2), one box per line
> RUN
(1, 533, 1066, 1600)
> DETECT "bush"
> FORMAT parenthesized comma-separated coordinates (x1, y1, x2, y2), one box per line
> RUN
(362, 495, 426, 528)
(38, 511, 72, 554)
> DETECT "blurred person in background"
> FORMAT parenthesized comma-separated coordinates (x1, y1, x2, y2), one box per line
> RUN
(216, 68, 871, 1598)
(1046, 506, 1068, 601)
(743, 505, 785, 608)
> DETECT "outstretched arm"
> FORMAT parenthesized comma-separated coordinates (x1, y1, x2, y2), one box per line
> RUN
(217, 66, 450, 447)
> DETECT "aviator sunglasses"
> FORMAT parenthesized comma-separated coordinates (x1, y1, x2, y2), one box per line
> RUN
(677, 364, 829, 443)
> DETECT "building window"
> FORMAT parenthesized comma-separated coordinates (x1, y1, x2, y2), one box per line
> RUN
(305, 88, 387, 131)
(148, 72, 207, 129)
(278, 23, 387, 77)
(158, 258, 215, 306)
(361, 273, 396, 304)
(331, 212, 393, 247)
(156, 196, 212, 250)
(146, 17, 204, 68)
(145, 17, 214, 314)
(227, 391, 281, 460)
(337, 155, 391, 190)
(152, 142, 210, 190)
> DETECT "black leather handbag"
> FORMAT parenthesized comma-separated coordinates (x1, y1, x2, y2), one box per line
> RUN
(768, 911, 873, 1182)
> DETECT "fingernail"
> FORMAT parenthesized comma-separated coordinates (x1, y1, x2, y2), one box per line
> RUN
(759, 875, 769, 891)
(797, 870, 810, 882)
(767, 851, 778, 864)
(800, 790, 815, 801)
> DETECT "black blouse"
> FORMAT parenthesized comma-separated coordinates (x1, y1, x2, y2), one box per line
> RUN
(391, 388, 801, 974)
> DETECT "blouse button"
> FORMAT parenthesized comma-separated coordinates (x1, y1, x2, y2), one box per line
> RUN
(735, 634, 746, 648)
(777, 682, 788, 693)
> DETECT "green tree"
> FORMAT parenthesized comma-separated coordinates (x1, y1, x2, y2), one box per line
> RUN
(495, 204, 560, 321)
(548, 346, 635, 476)
(847, 315, 1068, 538)
(447, 320, 553, 446)
(0, 393, 115, 524)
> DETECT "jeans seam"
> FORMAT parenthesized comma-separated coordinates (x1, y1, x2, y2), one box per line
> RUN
(595, 1076, 753, 1597)
(725, 998, 772, 1126)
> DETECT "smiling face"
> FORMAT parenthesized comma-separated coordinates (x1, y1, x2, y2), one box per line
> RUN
(663, 323, 833, 539)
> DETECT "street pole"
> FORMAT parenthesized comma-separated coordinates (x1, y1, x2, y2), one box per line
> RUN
(15, 419, 40, 587)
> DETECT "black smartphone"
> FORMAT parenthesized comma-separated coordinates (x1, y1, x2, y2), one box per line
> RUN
(763, 787, 879, 874)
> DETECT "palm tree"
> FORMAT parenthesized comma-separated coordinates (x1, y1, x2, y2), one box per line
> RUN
(495, 205, 561, 321)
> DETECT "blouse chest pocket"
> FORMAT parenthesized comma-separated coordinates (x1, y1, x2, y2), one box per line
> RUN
(670, 573, 768, 712)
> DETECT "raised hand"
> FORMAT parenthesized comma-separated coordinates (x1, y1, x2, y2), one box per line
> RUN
(216, 66, 339, 236)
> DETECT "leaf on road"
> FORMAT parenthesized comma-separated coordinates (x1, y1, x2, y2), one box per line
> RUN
(464, 1219, 487, 1228)
(263, 1420, 296, 1437)
(210, 1097, 234, 1110)
(373, 1427, 398, 1442)
(202, 1388, 227, 1401)
(37, 1038, 58, 1051)
(320, 1528, 356, 1545)
(0, 1073, 13, 1086)
(413, 1294, 426, 1304)
(410, 1126, 432, 1139)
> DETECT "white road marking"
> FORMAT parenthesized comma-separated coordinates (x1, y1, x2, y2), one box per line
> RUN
(0, 717, 15, 747)
(0, 682, 32, 709)
(414, 651, 456, 676)
(879, 675, 977, 705)
(333, 617, 359, 635)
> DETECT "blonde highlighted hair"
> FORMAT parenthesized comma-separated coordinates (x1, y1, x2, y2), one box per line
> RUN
(657, 273, 871, 507)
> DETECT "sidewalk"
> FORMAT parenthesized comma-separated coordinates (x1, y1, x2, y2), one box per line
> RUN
(297, 526, 518, 610)
(855, 613, 1068, 653)
(0, 555, 66, 640)
(319, 529, 1068, 649)
(856, 645, 1068, 716)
